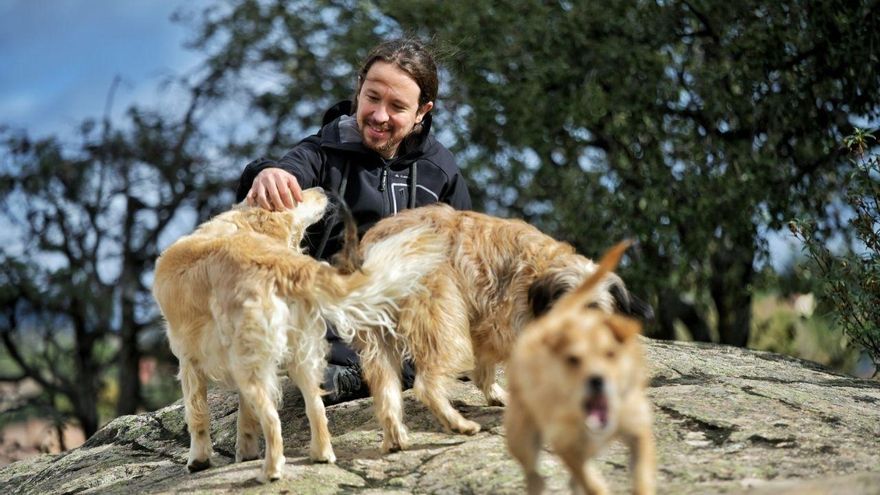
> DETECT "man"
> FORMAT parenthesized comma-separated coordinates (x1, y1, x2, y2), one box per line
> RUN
(236, 38, 471, 403)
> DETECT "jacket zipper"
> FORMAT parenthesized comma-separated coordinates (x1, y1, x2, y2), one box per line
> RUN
(378, 163, 391, 217)
(378, 166, 388, 192)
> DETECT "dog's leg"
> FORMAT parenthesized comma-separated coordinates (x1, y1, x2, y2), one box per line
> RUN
(583, 462, 610, 495)
(413, 369, 481, 435)
(235, 394, 261, 462)
(361, 343, 409, 453)
(557, 446, 609, 495)
(504, 403, 544, 495)
(289, 359, 336, 463)
(407, 285, 480, 435)
(473, 352, 507, 406)
(180, 360, 213, 472)
(236, 378, 285, 483)
(625, 426, 656, 495)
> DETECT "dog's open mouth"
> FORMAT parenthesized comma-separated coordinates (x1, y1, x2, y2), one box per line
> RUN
(584, 394, 610, 430)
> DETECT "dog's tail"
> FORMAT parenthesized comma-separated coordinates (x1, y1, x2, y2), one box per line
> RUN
(314, 225, 447, 342)
(552, 240, 632, 315)
(326, 191, 362, 274)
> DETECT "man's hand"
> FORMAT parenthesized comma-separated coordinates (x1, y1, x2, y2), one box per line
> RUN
(246, 168, 304, 210)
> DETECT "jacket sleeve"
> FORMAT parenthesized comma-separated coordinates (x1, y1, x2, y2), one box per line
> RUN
(429, 139, 472, 210)
(443, 171, 472, 210)
(234, 138, 324, 202)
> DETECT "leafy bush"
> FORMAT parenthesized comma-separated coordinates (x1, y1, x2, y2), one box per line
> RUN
(791, 129, 880, 376)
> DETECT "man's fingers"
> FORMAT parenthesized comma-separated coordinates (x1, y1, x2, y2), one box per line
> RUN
(279, 187, 295, 209)
(289, 178, 304, 204)
(250, 167, 303, 210)
(247, 181, 271, 210)
(266, 182, 285, 211)
(255, 188, 272, 211)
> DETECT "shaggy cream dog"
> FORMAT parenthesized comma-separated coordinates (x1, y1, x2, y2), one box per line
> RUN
(152, 188, 443, 482)
(505, 241, 655, 495)
(346, 204, 653, 452)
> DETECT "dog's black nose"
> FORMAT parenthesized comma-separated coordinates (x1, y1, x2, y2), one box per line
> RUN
(587, 375, 604, 395)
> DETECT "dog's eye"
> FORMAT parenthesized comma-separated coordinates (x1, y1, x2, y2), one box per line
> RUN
(565, 355, 581, 367)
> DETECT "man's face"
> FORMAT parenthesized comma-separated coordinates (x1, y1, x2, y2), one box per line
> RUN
(356, 61, 433, 159)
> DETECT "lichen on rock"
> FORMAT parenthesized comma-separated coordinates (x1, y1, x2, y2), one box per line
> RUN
(1, 340, 879, 494)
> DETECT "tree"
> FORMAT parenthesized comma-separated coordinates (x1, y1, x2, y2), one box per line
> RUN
(0, 74, 234, 435)
(396, 0, 880, 346)
(186, 0, 880, 346)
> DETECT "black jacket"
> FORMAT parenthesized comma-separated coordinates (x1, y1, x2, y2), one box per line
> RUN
(236, 101, 472, 259)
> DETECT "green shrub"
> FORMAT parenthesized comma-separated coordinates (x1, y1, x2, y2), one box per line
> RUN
(791, 129, 880, 377)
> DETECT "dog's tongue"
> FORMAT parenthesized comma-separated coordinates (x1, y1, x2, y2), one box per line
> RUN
(585, 395, 609, 429)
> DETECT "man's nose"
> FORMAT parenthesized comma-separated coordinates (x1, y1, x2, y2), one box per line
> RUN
(372, 104, 389, 122)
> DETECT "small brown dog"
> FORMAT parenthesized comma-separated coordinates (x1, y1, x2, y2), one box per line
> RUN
(505, 241, 655, 495)
(152, 188, 443, 482)
(347, 204, 653, 452)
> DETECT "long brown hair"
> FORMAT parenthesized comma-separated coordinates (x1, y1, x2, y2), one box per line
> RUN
(351, 38, 439, 115)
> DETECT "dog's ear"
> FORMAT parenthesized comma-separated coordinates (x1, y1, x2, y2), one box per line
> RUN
(528, 272, 571, 318)
(245, 207, 292, 240)
(608, 281, 655, 324)
(605, 314, 642, 343)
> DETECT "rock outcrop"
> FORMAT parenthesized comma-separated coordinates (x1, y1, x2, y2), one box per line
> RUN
(2, 339, 879, 494)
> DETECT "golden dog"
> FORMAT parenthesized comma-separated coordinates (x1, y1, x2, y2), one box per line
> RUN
(505, 241, 655, 495)
(151, 188, 443, 482)
(347, 204, 653, 452)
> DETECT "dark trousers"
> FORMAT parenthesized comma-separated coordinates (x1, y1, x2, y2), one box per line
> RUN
(325, 326, 416, 385)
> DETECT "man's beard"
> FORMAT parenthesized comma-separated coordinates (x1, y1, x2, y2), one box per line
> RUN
(361, 122, 406, 158)
(372, 135, 400, 158)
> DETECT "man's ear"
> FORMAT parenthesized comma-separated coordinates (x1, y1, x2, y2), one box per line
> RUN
(416, 101, 434, 123)
(350, 76, 365, 114)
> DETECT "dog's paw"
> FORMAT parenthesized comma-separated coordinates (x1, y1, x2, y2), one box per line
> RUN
(257, 461, 285, 484)
(381, 439, 405, 453)
(485, 386, 509, 406)
(452, 419, 481, 435)
(255, 453, 288, 484)
(381, 427, 409, 453)
(256, 471, 282, 484)
(310, 447, 336, 464)
(187, 458, 211, 473)
(525, 473, 545, 495)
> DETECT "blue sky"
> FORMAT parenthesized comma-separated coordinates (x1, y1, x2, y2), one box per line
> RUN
(0, 0, 207, 140)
